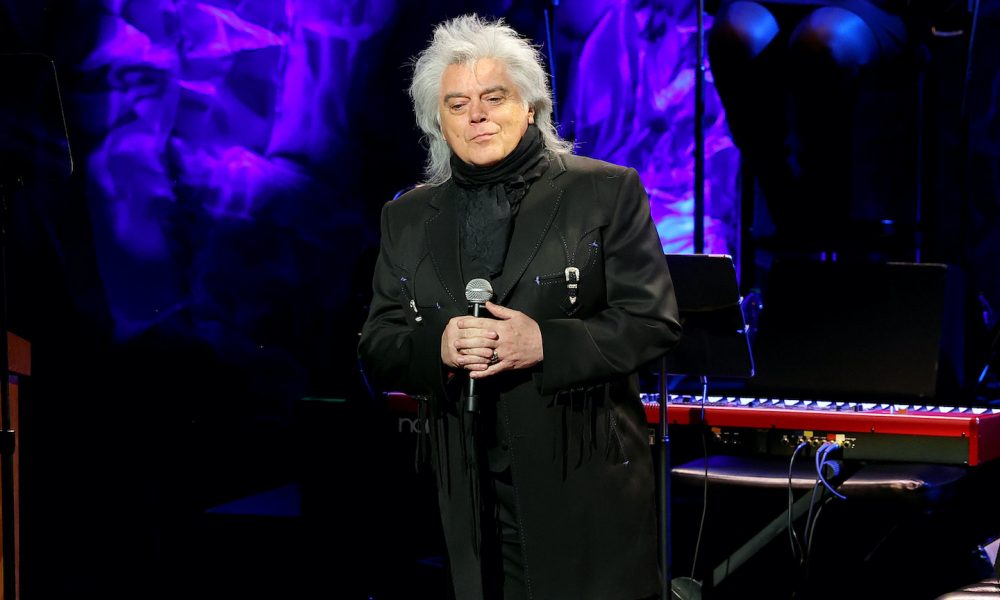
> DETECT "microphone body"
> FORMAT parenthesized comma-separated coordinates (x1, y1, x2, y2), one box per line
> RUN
(464, 278, 494, 413)
(465, 300, 485, 412)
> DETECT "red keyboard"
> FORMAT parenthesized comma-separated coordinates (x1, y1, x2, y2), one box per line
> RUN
(642, 394, 1000, 466)
(384, 391, 1000, 465)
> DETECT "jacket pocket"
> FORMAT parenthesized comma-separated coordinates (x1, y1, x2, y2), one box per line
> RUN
(532, 228, 603, 315)
(395, 253, 440, 325)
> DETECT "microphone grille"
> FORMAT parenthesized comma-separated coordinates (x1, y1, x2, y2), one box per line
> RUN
(465, 278, 494, 303)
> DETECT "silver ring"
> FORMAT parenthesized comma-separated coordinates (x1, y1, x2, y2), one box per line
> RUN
(490, 350, 500, 365)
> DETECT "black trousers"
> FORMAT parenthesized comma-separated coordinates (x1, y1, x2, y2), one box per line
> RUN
(483, 467, 527, 600)
(481, 467, 663, 600)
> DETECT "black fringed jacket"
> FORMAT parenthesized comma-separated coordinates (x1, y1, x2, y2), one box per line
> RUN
(359, 152, 682, 600)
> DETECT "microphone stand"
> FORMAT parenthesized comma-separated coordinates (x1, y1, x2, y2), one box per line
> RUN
(658, 259, 754, 600)
(661, 3, 709, 599)
(694, 0, 706, 256)
(658, 356, 672, 600)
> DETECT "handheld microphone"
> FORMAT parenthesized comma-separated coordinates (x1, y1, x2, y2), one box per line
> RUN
(464, 278, 494, 413)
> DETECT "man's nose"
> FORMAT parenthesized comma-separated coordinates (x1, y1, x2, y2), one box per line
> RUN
(469, 100, 488, 122)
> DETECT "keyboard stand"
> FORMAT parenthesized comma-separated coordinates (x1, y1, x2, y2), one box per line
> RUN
(709, 486, 815, 587)
(672, 454, 971, 594)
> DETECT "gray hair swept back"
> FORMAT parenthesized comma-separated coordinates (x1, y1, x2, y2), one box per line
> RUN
(409, 14, 573, 185)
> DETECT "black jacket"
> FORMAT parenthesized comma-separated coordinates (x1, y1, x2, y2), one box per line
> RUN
(359, 152, 682, 600)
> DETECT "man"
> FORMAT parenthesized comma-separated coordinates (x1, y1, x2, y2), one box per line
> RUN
(359, 14, 681, 600)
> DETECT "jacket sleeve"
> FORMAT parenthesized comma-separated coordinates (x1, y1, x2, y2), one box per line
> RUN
(536, 168, 681, 393)
(357, 202, 450, 398)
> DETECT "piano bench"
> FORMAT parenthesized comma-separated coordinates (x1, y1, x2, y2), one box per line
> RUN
(935, 578, 1000, 599)
(672, 454, 968, 504)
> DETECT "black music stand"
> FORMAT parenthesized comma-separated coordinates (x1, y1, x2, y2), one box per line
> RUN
(0, 52, 73, 600)
(657, 253, 754, 600)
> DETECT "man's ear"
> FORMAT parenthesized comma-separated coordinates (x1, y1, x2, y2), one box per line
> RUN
(528, 105, 535, 124)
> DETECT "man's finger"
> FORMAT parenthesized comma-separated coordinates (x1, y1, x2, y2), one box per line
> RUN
(484, 301, 517, 319)
(454, 336, 496, 350)
(457, 319, 500, 334)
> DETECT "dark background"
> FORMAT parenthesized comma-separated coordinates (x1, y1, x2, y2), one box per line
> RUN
(0, 0, 997, 598)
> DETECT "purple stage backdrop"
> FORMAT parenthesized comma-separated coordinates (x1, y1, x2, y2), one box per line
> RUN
(7, 0, 996, 402)
(76, 0, 737, 374)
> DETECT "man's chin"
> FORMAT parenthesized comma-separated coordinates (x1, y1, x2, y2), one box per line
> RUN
(467, 152, 504, 168)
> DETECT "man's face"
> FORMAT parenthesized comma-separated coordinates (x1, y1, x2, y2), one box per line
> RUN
(439, 58, 535, 168)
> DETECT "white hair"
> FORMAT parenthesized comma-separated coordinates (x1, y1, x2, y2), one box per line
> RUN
(409, 14, 573, 185)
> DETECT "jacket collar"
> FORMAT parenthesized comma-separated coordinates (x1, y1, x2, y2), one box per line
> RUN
(424, 153, 568, 308)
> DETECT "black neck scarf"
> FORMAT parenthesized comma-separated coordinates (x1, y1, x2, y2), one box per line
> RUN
(450, 124, 549, 280)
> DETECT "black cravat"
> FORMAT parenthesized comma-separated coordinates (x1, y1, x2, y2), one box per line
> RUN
(450, 124, 549, 279)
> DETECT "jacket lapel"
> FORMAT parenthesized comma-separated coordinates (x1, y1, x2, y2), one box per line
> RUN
(424, 183, 464, 309)
(491, 155, 567, 304)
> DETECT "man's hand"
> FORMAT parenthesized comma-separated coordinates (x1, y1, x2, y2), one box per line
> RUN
(440, 313, 498, 370)
(441, 302, 543, 376)
(464, 302, 543, 379)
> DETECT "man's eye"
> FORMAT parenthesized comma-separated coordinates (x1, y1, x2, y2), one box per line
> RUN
(485, 95, 504, 104)
(449, 102, 467, 112)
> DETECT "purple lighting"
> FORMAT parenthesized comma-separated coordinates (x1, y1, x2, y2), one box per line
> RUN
(179, 3, 284, 59)
(76, 0, 739, 392)
(557, 0, 739, 255)
(78, 0, 379, 364)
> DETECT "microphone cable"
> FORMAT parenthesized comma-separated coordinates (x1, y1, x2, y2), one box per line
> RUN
(787, 441, 810, 565)
(688, 375, 713, 580)
(801, 443, 847, 579)
(816, 442, 847, 501)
